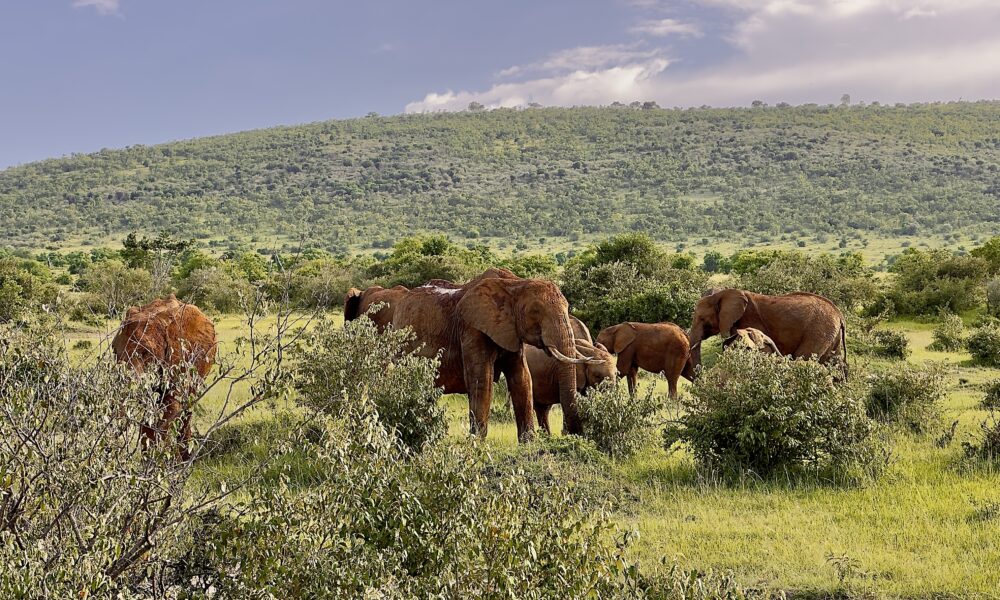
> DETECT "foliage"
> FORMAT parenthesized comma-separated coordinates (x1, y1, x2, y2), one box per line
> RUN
(863, 364, 945, 433)
(77, 259, 153, 317)
(5, 104, 1000, 252)
(176, 265, 252, 313)
(929, 311, 966, 351)
(987, 279, 1000, 317)
(966, 322, 1000, 367)
(849, 314, 909, 359)
(969, 235, 1000, 275)
(562, 234, 708, 331)
(489, 375, 514, 423)
(882, 248, 989, 315)
(981, 379, 1000, 410)
(576, 381, 660, 458)
(0, 257, 58, 323)
(664, 351, 883, 479)
(962, 413, 1000, 462)
(174, 414, 648, 599)
(295, 314, 446, 451)
(733, 250, 878, 310)
(367, 235, 496, 288)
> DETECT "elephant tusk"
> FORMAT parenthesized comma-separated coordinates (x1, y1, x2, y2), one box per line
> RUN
(548, 345, 600, 365)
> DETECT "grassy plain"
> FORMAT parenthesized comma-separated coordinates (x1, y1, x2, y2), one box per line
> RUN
(61, 312, 1000, 598)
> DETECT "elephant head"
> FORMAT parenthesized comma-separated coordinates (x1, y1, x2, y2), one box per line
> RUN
(574, 339, 617, 391)
(456, 277, 600, 434)
(688, 288, 750, 371)
(722, 328, 780, 354)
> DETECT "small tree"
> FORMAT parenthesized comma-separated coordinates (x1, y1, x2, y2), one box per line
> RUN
(929, 311, 965, 351)
(78, 259, 153, 317)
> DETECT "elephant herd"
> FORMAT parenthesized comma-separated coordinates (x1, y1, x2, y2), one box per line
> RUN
(110, 269, 848, 453)
(344, 268, 849, 442)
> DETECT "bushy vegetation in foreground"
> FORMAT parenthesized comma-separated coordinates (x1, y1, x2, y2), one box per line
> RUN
(663, 351, 884, 481)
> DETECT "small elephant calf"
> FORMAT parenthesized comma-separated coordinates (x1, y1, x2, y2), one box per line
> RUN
(596, 322, 692, 398)
(524, 338, 617, 434)
(722, 327, 781, 355)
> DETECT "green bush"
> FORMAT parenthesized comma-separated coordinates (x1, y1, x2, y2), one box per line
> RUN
(489, 375, 515, 423)
(0, 257, 58, 323)
(576, 381, 659, 458)
(176, 265, 252, 313)
(175, 414, 647, 599)
(929, 312, 965, 351)
(734, 250, 878, 311)
(966, 323, 1000, 367)
(883, 248, 989, 315)
(981, 380, 1000, 410)
(987, 279, 1000, 317)
(664, 351, 883, 479)
(77, 259, 153, 317)
(295, 315, 446, 451)
(864, 364, 944, 433)
(850, 315, 910, 359)
(963, 413, 1000, 462)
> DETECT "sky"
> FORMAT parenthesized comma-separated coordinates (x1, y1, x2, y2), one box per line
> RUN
(2, 0, 1000, 169)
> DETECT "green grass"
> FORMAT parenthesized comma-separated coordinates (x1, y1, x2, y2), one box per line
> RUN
(59, 313, 1000, 597)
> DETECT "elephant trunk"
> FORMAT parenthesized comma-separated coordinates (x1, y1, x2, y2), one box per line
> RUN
(687, 328, 704, 376)
(544, 319, 582, 435)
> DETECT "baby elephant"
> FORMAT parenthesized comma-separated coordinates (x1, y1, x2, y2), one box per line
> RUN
(723, 327, 781, 355)
(525, 339, 617, 434)
(596, 322, 691, 398)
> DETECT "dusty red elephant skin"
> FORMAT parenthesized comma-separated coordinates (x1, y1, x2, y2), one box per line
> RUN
(112, 294, 217, 455)
(391, 268, 585, 441)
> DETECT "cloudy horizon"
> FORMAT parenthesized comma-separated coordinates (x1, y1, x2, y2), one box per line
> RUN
(2, 0, 999, 168)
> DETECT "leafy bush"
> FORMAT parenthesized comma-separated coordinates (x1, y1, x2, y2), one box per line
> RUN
(882, 248, 989, 315)
(963, 413, 1000, 462)
(77, 259, 153, 317)
(0, 257, 58, 323)
(489, 375, 515, 423)
(987, 279, 1000, 317)
(981, 380, 1000, 410)
(733, 250, 878, 311)
(176, 414, 648, 599)
(849, 314, 909, 359)
(295, 315, 446, 451)
(966, 323, 1000, 367)
(576, 381, 659, 458)
(864, 364, 945, 433)
(176, 265, 252, 313)
(664, 351, 883, 479)
(929, 311, 965, 351)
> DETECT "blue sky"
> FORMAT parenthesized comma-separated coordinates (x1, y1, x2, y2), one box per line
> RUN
(2, 0, 999, 168)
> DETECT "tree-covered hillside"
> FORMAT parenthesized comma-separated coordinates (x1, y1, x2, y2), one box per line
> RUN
(2, 102, 999, 252)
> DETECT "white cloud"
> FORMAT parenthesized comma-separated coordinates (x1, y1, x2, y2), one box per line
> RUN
(496, 44, 664, 79)
(72, 0, 121, 15)
(407, 0, 1000, 112)
(631, 18, 702, 37)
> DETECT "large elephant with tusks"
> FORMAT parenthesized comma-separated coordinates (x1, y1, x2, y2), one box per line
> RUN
(392, 269, 602, 441)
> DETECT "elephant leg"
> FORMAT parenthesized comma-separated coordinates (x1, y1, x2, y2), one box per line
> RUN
(462, 333, 497, 437)
(500, 352, 536, 443)
(535, 403, 552, 433)
(154, 395, 184, 447)
(627, 369, 638, 398)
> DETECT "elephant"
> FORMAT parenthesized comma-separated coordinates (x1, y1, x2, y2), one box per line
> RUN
(688, 288, 847, 376)
(112, 295, 217, 457)
(596, 322, 692, 398)
(391, 270, 602, 441)
(723, 327, 781, 354)
(343, 285, 410, 330)
(524, 337, 616, 434)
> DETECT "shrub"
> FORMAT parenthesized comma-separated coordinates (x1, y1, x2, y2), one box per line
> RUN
(963, 413, 1000, 462)
(883, 248, 989, 315)
(77, 259, 153, 317)
(929, 311, 965, 351)
(175, 414, 649, 599)
(981, 380, 1000, 410)
(295, 315, 446, 451)
(864, 364, 944, 433)
(664, 351, 883, 479)
(966, 323, 1000, 367)
(987, 279, 1000, 317)
(176, 265, 252, 313)
(489, 375, 515, 423)
(0, 257, 58, 323)
(71, 339, 93, 350)
(850, 315, 909, 359)
(576, 381, 659, 458)
(734, 250, 878, 311)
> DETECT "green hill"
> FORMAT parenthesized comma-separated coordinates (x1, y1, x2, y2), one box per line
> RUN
(2, 103, 999, 253)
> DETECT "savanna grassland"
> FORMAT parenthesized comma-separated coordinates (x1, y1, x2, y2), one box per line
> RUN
(46, 306, 999, 598)
(4, 103, 1000, 598)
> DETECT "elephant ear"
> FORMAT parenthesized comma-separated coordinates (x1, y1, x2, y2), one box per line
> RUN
(344, 288, 363, 321)
(610, 324, 638, 354)
(457, 279, 521, 352)
(717, 291, 748, 338)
